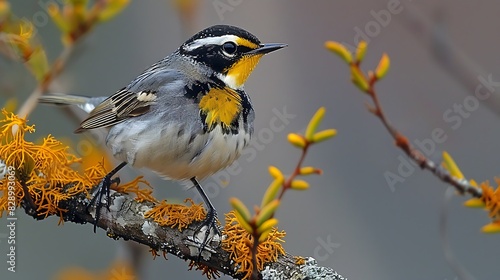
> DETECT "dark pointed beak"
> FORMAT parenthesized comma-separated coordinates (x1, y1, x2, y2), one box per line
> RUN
(247, 43, 288, 55)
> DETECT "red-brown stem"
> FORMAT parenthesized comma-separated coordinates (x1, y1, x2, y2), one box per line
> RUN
(363, 70, 482, 197)
(250, 232, 260, 280)
(250, 140, 311, 278)
(16, 1, 107, 119)
(278, 142, 310, 201)
(16, 45, 74, 119)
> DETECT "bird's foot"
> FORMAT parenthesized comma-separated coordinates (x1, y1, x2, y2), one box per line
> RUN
(88, 176, 120, 233)
(191, 207, 222, 261)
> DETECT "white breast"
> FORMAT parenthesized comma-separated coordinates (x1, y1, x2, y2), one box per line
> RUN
(106, 121, 250, 180)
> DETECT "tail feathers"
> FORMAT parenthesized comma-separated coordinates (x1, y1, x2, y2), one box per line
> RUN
(39, 94, 106, 113)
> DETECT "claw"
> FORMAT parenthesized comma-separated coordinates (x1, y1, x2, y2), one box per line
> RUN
(88, 162, 127, 233)
(193, 207, 221, 261)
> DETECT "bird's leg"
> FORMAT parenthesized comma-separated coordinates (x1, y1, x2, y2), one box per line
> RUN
(89, 161, 127, 232)
(190, 177, 221, 260)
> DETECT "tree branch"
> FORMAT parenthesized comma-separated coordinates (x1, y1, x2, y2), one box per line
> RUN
(21, 183, 346, 280)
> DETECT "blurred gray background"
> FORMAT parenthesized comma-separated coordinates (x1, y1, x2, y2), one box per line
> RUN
(2, 0, 500, 279)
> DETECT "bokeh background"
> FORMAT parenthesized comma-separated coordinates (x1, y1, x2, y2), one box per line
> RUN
(2, 0, 500, 279)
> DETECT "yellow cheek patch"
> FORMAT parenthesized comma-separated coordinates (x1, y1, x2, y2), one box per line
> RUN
(225, 54, 264, 88)
(236, 37, 259, 49)
(199, 87, 242, 129)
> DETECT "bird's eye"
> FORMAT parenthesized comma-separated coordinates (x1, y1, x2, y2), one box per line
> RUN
(222, 42, 237, 56)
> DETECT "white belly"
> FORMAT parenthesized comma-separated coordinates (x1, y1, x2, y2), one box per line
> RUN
(106, 121, 249, 180)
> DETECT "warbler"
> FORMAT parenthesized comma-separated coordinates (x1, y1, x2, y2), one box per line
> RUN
(40, 25, 286, 252)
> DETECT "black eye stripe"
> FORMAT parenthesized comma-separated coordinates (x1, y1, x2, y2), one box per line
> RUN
(236, 46, 252, 54)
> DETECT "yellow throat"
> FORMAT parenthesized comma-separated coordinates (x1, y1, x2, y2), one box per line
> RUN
(199, 86, 242, 130)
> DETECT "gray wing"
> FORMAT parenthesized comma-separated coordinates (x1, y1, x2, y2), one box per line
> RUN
(75, 68, 185, 133)
(75, 88, 156, 133)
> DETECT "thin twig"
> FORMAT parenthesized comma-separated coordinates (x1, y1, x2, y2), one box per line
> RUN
(398, 4, 500, 116)
(16, 45, 74, 119)
(16, 0, 107, 120)
(250, 236, 260, 280)
(440, 187, 476, 280)
(279, 143, 310, 201)
(249, 142, 312, 279)
(365, 74, 482, 198)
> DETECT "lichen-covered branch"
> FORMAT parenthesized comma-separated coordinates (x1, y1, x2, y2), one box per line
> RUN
(20, 184, 345, 280)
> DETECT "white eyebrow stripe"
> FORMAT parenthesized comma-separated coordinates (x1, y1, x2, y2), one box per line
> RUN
(183, 35, 240, 52)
